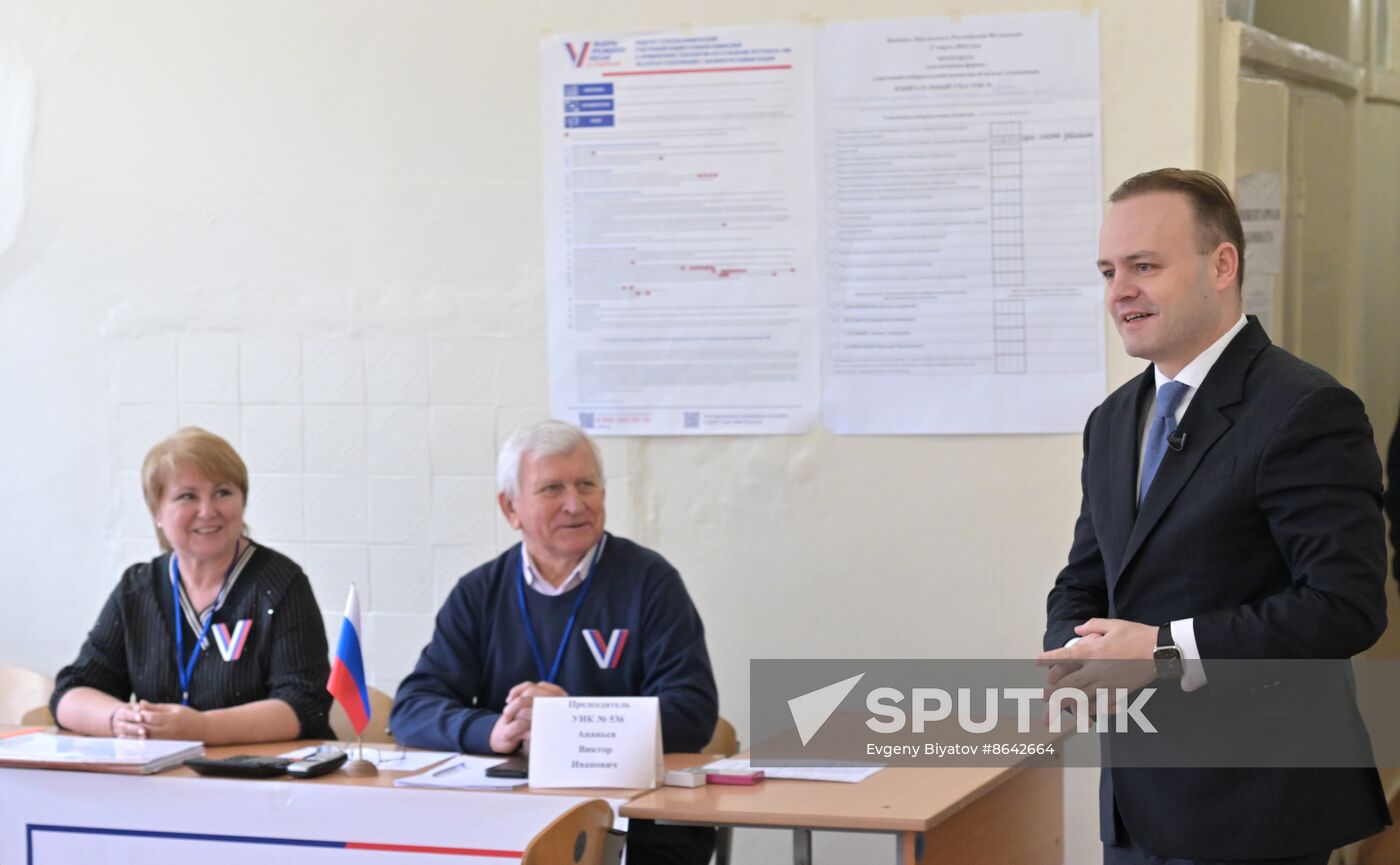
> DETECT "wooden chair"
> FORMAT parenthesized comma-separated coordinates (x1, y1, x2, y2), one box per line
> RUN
(0, 663, 53, 726)
(703, 717, 739, 865)
(328, 686, 396, 743)
(522, 798, 615, 865)
(20, 705, 54, 726)
(703, 716, 738, 757)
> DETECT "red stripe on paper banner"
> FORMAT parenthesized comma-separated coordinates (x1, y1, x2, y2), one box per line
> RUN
(603, 64, 792, 77)
(345, 841, 522, 857)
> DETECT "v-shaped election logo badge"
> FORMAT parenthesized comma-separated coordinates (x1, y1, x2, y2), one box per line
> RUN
(582, 629, 629, 669)
(789, 673, 865, 746)
(212, 619, 252, 662)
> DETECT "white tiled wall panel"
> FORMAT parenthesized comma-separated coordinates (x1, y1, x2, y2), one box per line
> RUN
(302, 338, 365, 404)
(432, 545, 497, 606)
(178, 335, 240, 403)
(366, 405, 431, 475)
(429, 338, 496, 405)
(368, 475, 432, 545)
(494, 406, 549, 444)
(364, 612, 435, 690)
(304, 474, 369, 543)
(118, 470, 153, 536)
(114, 403, 179, 471)
(245, 474, 305, 543)
(494, 342, 548, 408)
(429, 406, 496, 476)
(116, 337, 177, 404)
(365, 337, 429, 405)
(369, 545, 434, 615)
(303, 405, 366, 473)
(178, 403, 242, 446)
(301, 543, 370, 612)
(240, 337, 302, 404)
(430, 476, 496, 546)
(241, 405, 304, 473)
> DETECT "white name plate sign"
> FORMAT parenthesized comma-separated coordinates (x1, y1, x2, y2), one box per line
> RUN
(529, 696, 663, 789)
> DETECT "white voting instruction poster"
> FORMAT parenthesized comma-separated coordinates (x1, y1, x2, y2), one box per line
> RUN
(819, 11, 1106, 434)
(541, 27, 821, 436)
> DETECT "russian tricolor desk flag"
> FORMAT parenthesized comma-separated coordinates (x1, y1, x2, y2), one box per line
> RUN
(327, 585, 371, 736)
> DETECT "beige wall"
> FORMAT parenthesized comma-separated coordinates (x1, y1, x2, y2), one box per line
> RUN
(1356, 99, 1400, 662)
(1355, 103, 1400, 458)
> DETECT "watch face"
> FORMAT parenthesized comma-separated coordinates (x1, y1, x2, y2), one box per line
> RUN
(1154, 646, 1184, 679)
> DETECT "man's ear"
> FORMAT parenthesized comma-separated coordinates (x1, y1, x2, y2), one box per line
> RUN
(1211, 241, 1240, 294)
(498, 491, 521, 529)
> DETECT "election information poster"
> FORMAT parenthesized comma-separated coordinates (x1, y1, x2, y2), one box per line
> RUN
(541, 27, 822, 436)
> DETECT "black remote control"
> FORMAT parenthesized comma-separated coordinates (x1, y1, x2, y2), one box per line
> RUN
(286, 748, 348, 779)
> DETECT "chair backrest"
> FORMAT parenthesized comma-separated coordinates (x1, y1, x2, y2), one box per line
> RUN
(702, 716, 739, 756)
(522, 799, 614, 865)
(20, 705, 54, 726)
(328, 686, 396, 743)
(0, 664, 53, 726)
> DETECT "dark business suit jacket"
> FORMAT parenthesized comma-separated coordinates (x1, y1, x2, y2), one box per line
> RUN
(1045, 317, 1390, 860)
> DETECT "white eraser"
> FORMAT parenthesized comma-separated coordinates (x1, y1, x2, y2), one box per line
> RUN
(664, 767, 708, 787)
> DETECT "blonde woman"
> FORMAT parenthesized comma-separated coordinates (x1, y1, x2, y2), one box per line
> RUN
(53, 427, 332, 744)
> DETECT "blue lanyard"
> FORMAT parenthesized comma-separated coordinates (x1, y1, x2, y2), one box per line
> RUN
(170, 541, 241, 706)
(516, 539, 604, 684)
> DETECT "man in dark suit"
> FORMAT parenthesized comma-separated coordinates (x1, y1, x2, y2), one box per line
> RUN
(1039, 168, 1390, 864)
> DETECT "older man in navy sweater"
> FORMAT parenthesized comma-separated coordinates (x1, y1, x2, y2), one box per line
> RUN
(390, 420, 719, 865)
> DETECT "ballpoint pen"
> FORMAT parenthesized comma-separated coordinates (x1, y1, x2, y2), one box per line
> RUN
(431, 760, 469, 778)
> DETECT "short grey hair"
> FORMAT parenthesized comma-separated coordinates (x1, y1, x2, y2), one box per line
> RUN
(496, 420, 606, 499)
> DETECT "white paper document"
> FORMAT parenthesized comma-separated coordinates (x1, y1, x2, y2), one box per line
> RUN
(394, 755, 526, 790)
(542, 27, 822, 435)
(819, 12, 1105, 433)
(705, 756, 883, 783)
(1236, 171, 1284, 337)
(279, 746, 457, 773)
(1236, 171, 1284, 276)
(528, 696, 663, 789)
(0, 733, 202, 774)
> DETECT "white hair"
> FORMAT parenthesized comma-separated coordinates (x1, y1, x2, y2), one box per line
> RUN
(496, 420, 605, 499)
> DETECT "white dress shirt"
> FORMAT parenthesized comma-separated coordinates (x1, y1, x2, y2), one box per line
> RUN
(521, 535, 607, 597)
(1141, 313, 1248, 691)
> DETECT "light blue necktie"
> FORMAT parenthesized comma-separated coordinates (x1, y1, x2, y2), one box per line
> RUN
(1139, 380, 1190, 506)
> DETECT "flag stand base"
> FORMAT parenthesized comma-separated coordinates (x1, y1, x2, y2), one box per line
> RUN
(342, 757, 378, 777)
(340, 737, 377, 777)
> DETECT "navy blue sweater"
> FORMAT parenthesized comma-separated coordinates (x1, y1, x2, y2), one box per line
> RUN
(390, 534, 718, 754)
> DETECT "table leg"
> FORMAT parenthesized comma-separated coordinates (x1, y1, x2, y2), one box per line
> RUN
(715, 826, 733, 865)
(793, 827, 812, 865)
